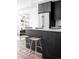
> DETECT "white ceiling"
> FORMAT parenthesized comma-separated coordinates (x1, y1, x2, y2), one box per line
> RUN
(17, 0, 38, 10)
(17, 0, 60, 5)
(17, 0, 60, 11)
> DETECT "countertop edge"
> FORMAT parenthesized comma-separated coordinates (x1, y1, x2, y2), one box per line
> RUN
(26, 28, 61, 32)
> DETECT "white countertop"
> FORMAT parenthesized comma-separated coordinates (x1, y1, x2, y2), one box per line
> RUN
(26, 28, 61, 32)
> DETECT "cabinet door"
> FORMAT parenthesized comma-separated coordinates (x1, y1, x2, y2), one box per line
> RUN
(55, 1, 61, 20)
(42, 31, 49, 58)
(47, 32, 61, 58)
(56, 32, 61, 57)
(38, 2, 51, 13)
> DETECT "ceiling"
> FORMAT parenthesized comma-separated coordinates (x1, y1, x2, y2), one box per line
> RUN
(17, 0, 60, 5)
(17, 0, 60, 11)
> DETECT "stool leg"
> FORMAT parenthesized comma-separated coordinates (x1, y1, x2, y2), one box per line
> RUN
(35, 41, 37, 59)
(30, 40, 33, 52)
(28, 40, 33, 56)
(39, 40, 42, 50)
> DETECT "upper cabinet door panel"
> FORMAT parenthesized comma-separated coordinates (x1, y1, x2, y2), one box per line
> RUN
(55, 1, 61, 20)
(38, 2, 51, 13)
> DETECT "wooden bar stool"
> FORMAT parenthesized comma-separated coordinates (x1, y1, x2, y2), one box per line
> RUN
(20, 35, 29, 40)
(20, 35, 29, 48)
(20, 35, 33, 55)
(29, 37, 42, 59)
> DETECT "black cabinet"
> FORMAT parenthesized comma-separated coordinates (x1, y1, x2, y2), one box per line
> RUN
(56, 32, 61, 57)
(42, 31, 61, 59)
(38, 1, 61, 19)
(38, 1, 61, 28)
(42, 31, 49, 58)
(26, 30, 61, 59)
(38, 2, 52, 13)
(54, 1, 61, 20)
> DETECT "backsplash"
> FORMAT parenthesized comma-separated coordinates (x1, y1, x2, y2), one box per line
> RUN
(55, 19, 61, 27)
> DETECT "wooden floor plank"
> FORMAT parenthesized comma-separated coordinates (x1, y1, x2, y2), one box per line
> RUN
(17, 39, 43, 59)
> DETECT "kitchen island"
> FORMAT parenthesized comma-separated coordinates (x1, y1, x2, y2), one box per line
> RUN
(22, 28, 61, 59)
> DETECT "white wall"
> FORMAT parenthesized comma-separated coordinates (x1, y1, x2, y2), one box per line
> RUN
(18, 8, 38, 28)
(17, 0, 38, 34)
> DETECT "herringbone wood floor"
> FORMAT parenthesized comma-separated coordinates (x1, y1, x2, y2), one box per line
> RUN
(17, 39, 43, 59)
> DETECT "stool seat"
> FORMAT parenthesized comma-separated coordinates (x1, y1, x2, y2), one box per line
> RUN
(29, 37, 40, 41)
(20, 35, 29, 40)
(21, 35, 29, 38)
